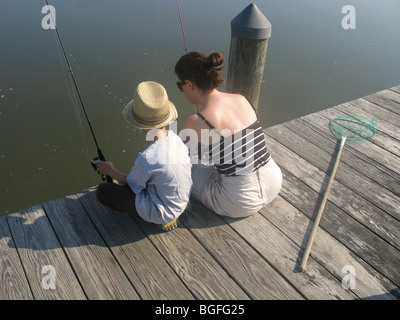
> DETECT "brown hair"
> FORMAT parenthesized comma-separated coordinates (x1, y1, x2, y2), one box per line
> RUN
(174, 51, 224, 92)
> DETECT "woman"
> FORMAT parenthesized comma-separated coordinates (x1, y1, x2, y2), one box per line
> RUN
(175, 51, 282, 218)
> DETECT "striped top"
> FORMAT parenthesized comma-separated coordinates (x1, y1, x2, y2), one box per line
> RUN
(197, 113, 270, 176)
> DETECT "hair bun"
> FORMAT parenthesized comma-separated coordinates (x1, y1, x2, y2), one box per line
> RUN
(207, 52, 224, 67)
(175, 51, 225, 91)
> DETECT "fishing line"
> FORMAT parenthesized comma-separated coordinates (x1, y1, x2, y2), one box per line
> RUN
(153, 0, 160, 80)
(175, 0, 200, 113)
(51, 28, 91, 164)
(44, 0, 111, 182)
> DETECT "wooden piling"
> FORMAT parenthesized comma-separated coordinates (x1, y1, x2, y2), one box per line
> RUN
(227, 3, 272, 111)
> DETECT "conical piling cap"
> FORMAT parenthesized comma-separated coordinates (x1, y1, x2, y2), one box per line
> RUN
(231, 3, 271, 39)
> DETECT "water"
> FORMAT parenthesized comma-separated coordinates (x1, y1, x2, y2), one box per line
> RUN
(1, 0, 399, 217)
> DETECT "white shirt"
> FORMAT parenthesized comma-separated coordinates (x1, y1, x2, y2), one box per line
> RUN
(126, 130, 192, 224)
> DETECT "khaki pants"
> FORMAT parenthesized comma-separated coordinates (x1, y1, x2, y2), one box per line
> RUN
(191, 158, 282, 218)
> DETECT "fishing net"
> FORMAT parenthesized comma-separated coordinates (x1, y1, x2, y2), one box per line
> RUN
(300, 114, 378, 271)
(329, 115, 378, 143)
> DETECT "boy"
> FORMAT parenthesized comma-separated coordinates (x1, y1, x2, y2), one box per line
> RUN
(96, 81, 192, 231)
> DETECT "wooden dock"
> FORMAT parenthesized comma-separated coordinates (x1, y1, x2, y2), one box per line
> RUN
(1, 86, 399, 300)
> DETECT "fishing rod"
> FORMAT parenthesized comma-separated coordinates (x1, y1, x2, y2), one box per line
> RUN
(175, 0, 200, 113)
(44, 0, 112, 183)
(176, 0, 188, 54)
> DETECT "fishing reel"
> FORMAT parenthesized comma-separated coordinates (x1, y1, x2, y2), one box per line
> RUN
(91, 157, 104, 180)
(91, 157, 112, 183)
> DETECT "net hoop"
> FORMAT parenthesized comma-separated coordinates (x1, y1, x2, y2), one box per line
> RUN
(329, 115, 378, 143)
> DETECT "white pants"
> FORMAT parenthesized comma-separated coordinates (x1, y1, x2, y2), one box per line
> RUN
(191, 158, 282, 218)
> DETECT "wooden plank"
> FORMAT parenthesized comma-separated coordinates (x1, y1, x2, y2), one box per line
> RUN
(261, 196, 398, 300)
(6, 205, 86, 300)
(266, 123, 400, 221)
(266, 133, 400, 250)
(182, 200, 304, 300)
(277, 166, 400, 287)
(299, 107, 400, 178)
(389, 85, 400, 94)
(350, 97, 400, 132)
(75, 188, 194, 300)
(297, 110, 400, 188)
(335, 99, 400, 151)
(0, 216, 33, 300)
(132, 213, 249, 300)
(42, 195, 140, 300)
(300, 117, 399, 196)
(265, 128, 400, 283)
(291, 115, 399, 195)
(221, 207, 357, 300)
(363, 89, 400, 115)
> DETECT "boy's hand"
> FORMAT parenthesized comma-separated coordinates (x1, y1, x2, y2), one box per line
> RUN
(96, 160, 128, 186)
(97, 160, 115, 176)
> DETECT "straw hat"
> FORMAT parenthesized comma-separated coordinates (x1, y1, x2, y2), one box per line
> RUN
(123, 81, 178, 129)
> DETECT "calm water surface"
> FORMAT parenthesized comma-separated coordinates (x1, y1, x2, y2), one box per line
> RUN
(1, 0, 399, 216)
